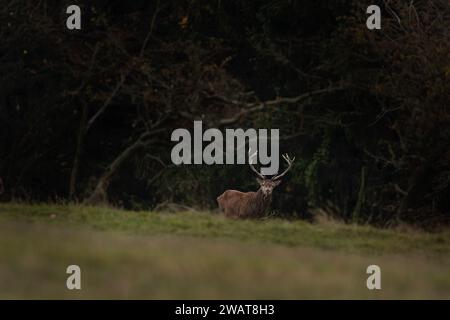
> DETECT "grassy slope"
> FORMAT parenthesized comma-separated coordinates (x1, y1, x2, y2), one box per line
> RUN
(0, 203, 449, 299)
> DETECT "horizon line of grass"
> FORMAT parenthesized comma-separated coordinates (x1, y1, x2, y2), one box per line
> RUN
(0, 202, 449, 257)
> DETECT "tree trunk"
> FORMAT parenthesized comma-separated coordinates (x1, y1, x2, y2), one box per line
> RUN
(352, 166, 366, 223)
(69, 102, 88, 200)
(83, 134, 148, 206)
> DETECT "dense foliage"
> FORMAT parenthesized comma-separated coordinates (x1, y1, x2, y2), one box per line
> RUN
(0, 0, 449, 227)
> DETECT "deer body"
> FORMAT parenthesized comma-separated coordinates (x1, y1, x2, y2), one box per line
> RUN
(217, 151, 294, 219)
(217, 189, 272, 218)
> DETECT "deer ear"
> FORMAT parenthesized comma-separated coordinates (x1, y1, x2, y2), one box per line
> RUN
(256, 178, 264, 185)
(273, 180, 282, 186)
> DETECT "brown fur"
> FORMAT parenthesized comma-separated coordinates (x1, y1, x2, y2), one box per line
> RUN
(217, 188, 273, 218)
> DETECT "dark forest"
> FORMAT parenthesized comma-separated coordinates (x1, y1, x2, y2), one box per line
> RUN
(1, 0, 449, 228)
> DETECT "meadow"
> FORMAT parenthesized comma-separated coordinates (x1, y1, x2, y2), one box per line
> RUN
(0, 203, 449, 299)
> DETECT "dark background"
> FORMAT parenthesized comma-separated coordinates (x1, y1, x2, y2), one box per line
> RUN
(0, 0, 449, 227)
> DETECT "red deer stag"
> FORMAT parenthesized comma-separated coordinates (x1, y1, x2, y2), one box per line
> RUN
(217, 151, 295, 218)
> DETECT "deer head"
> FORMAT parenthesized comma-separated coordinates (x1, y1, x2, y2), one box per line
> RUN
(249, 149, 295, 199)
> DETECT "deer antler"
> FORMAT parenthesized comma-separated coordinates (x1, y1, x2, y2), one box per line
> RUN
(272, 153, 295, 180)
(248, 148, 265, 179)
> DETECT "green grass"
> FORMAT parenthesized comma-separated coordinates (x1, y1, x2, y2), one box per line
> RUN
(0, 203, 449, 299)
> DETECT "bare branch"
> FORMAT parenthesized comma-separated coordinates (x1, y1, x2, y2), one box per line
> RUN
(206, 86, 347, 126)
(85, 71, 128, 132)
(139, 0, 160, 58)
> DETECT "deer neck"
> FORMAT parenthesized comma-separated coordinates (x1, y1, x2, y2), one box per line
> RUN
(256, 188, 272, 201)
(252, 188, 272, 215)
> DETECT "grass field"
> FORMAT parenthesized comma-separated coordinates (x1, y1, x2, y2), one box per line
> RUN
(0, 203, 449, 299)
